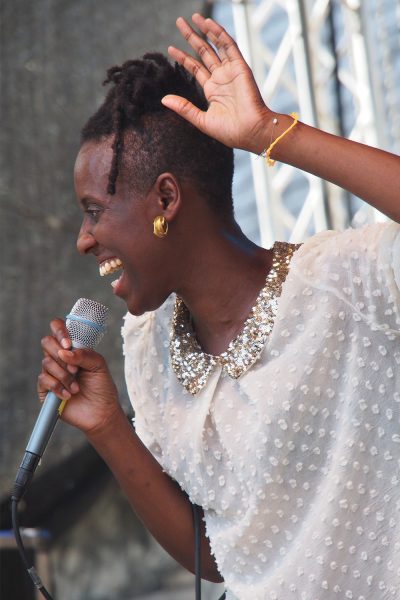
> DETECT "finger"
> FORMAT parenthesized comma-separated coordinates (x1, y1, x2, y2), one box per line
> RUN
(41, 335, 69, 366)
(49, 318, 72, 350)
(168, 46, 210, 87)
(41, 334, 76, 371)
(41, 355, 79, 395)
(175, 17, 221, 72)
(37, 371, 74, 401)
(191, 13, 244, 62)
(58, 347, 108, 374)
(161, 95, 206, 131)
(204, 30, 228, 62)
(42, 339, 78, 377)
(46, 318, 78, 373)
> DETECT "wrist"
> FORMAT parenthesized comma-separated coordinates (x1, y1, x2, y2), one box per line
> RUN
(251, 111, 299, 157)
(85, 404, 130, 446)
(245, 108, 276, 154)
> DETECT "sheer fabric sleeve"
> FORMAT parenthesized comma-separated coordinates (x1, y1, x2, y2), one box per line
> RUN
(288, 221, 400, 331)
(379, 220, 400, 304)
(121, 311, 163, 461)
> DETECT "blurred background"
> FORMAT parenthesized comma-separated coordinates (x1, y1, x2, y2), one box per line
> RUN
(1, 0, 399, 599)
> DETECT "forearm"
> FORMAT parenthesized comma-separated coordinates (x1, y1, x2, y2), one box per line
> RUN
(87, 409, 222, 583)
(254, 112, 400, 223)
(38, 326, 221, 579)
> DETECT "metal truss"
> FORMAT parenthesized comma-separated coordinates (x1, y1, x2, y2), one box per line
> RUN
(217, 0, 399, 246)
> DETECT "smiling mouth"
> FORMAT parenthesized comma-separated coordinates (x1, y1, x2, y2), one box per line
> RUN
(99, 258, 124, 289)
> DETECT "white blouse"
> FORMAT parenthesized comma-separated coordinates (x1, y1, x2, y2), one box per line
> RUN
(122, 222, 400, 600)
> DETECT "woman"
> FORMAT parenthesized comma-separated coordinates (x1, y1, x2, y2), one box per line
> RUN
(39, 14, 400, 599)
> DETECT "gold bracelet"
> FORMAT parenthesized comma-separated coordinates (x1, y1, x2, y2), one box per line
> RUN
(264, 112, 299, 167)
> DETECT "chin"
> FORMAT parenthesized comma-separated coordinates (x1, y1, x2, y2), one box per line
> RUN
(126, 290, 170, 316)
(127, 304, 148, 317)
(125, 297, 148, 317)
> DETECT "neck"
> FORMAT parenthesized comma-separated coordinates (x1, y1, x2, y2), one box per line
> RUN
(175, 221, 273, 355)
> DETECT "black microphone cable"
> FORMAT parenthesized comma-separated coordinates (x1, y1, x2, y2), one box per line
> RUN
(192, 503, 202, 600)
(11, 497, 54, 600)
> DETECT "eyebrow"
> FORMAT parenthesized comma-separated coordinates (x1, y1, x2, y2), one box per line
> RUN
(79, 197, 98, 208)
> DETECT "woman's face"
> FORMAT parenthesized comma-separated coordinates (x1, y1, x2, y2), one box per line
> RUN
(74, 139, 173, 315)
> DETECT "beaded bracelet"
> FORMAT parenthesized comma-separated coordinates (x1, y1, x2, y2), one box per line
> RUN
(264, 112, 299, 167)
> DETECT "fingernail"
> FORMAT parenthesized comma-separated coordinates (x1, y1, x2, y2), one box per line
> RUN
(58, 350, 74, 358)
(61, 338, 71, 349)
(67, 365, 78, 374)
(62, 389, 71, 399)
(70, 382, 79, 394)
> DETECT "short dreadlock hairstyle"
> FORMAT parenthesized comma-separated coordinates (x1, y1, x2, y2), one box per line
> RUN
(81, 53, 234, 218)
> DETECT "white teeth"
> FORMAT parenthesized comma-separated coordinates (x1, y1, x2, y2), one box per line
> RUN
(111, 272, 123, 289)
(99, 258, 123, 277)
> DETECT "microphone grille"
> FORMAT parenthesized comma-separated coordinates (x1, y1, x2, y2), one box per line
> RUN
(66, 298, 109, 349)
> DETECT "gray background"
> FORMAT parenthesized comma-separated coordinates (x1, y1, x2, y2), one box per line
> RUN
(0, 1, 224, 598)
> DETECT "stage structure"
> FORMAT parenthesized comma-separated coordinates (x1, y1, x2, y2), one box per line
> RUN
(212, 0, 400, 246)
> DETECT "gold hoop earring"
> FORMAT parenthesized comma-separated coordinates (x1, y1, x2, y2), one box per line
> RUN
(153, 215, 168, 238)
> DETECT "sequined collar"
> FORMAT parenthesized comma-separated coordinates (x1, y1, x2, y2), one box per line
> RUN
(169, 242, 299, 395)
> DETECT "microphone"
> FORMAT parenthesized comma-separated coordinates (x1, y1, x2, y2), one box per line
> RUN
(12, 298, 108, 501)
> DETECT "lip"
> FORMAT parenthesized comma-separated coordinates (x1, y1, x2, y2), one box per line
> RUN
(98, 255, 119, 266)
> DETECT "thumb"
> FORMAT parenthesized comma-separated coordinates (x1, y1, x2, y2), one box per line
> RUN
(58, 348, 107, 373)
(161, 95, 206, 131)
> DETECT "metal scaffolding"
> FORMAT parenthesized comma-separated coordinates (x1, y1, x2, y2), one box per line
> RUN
(214, 0, 399, 246)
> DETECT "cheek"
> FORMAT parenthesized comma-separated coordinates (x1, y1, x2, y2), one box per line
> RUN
(118, 228, 149, 267)
(109, 208, 164, 266)
(128, 238, 168, 280)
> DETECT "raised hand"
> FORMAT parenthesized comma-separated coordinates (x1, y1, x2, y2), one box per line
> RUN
(163, 15, 400, 222)
(38, 318, 123, 437)
(163, 13, 273, 154)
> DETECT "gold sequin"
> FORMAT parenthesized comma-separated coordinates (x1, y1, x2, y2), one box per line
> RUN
(170, 242, 300, 394)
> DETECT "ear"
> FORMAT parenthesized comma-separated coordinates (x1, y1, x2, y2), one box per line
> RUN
(146, 172, 182, 223)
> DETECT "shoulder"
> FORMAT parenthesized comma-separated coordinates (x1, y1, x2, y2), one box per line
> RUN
(291, 221, 399, 278)
(121, 294, 175, 361)
(121, 294, 176, 413)
(121, 300, 176, 458)
(284, 221, 400, 321)
(121, 293, 176, 340)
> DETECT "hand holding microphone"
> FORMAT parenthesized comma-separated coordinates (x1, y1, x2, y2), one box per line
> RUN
(37, 303, 120, 437)
(13, 298, 122, 501)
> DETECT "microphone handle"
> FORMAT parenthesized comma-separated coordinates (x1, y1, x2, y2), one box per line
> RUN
(26, 391, 62, 457)
(12, 392, 62, 502)
(12, 341, 84, 501)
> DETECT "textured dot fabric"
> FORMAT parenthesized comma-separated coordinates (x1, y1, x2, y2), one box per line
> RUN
(122, 222, 400, 600)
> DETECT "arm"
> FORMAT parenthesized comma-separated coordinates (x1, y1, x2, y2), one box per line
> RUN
(162, 14, 400, 223)
(38, 320, 222, 582)
(87, 410, 222, 582)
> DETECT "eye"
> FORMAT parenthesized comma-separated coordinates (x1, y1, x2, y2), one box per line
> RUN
(85, 205, 102, 222)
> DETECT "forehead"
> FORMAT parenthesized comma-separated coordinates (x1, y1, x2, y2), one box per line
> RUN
(74, 139, 113, 190)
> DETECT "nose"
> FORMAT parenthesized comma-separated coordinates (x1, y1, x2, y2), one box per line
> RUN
(77, 224, 96, 255)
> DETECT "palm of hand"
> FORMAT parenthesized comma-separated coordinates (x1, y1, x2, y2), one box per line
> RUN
(165, 15, 270, 153)
(201, 61, 267, 150)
